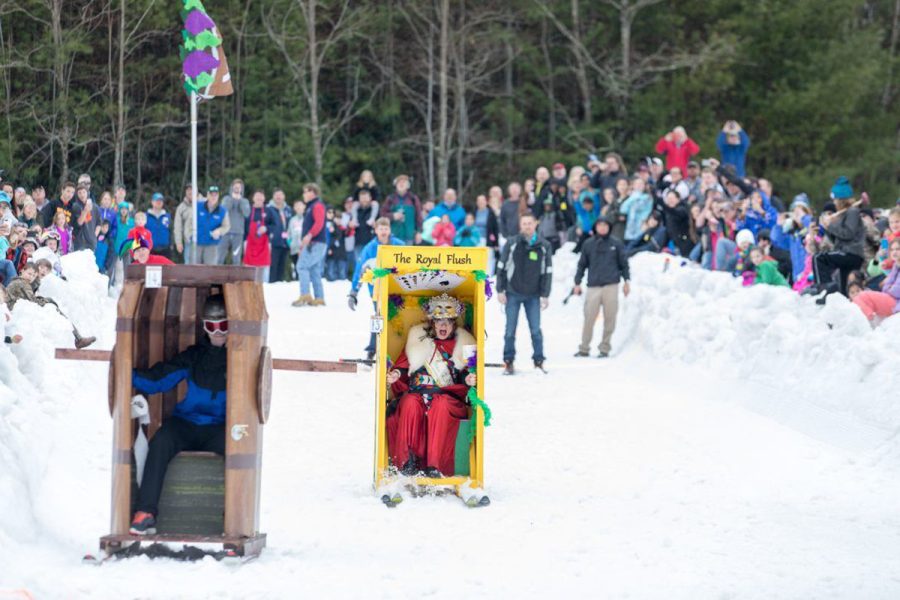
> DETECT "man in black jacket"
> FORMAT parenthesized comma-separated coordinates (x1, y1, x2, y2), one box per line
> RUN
(573, 217, 630, 358)
(496, 212, 552, 374)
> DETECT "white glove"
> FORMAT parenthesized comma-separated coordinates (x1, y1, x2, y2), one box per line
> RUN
(131, 394, 150, 425)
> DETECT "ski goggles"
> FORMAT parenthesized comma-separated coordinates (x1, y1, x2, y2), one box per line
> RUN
(202, 319, 229, 335)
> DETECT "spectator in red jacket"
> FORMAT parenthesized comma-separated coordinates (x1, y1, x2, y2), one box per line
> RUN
(655, 126, 700, 174)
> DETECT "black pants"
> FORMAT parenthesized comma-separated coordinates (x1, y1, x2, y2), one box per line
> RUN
(270, 246, 289, 282)
(813, 251, 863, 295)
(137, 417, 225, 516)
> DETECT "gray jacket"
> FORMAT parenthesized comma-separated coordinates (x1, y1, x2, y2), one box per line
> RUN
(222, 194, 250, 234)
(825, 207, 865, 258)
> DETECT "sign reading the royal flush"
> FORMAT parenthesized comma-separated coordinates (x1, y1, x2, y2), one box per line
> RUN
(377, 246, 488, 292)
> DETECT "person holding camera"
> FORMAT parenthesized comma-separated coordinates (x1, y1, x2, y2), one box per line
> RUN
(654, 126, 700, 175)
(716, 120, 751, 178)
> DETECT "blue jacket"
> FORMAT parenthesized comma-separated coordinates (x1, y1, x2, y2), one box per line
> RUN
(95, 236, 110, 272)
(454, 225, 481, 247)
(132, 344, 227, 426)
(574, 192, 600, 234)
(266, 202, 292, 248)
(197, 201, 227, 246)
(736, 192, 777, 237)
(429, 202, 466, 229)
(145, 211, 171, 248)
(619, 192, 653, 242)
(716, 130, 750, 178)
(771, 214, 812, 282)
(99, 206, 118, 242)
(351, 235, 405, 295)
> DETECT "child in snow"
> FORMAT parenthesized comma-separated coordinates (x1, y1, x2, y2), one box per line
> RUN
(5, 261, 96, 348)
(454, 212, 482, 247)
(288, 199, 306, 276)
(793, 233, 825, 293)
(95, 220, 112, 274)
(52, 210, 71, 255)
(875, 207, 900, 273)
(850, 238, 900, 323)
(0, 284, 22, 344)
(733, 229, 756, 285)
(325, 212, 348, 281)
(431, 214, 456, 247)
(749, 246, 789, 287)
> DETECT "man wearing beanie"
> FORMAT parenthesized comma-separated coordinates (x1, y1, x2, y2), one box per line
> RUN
(572, 217, 630, 358)
(813, 176, 865, 297)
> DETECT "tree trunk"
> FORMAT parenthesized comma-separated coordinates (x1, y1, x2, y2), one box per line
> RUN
(426, 27, 436, 200)
(437, 0, 450, 194)
(884, 0, 900, 109)
(114, 0, 125, 187)
(504, 12, 514, 175)
(308, 0, 324, 187)
(540, 16, 556, 149)
(454, 0, 467, 195)
(570, 0, 591, 126)
(618, 3, 633, 118)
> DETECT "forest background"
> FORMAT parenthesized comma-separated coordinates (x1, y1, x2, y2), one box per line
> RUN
(1, 0, 898, 207)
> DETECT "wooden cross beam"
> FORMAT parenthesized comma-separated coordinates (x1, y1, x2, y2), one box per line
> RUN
(55, 348, 358, 373)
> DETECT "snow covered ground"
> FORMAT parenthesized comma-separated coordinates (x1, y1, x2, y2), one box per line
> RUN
(2, 248, 899, 599)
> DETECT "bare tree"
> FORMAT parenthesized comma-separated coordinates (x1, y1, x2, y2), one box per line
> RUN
(264, 0, 377, 186)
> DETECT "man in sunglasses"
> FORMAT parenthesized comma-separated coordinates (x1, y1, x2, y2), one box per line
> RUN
(128, 294, 229, 535)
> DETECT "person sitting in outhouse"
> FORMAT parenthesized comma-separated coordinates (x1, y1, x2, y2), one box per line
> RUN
(385, 293, 477, 478)
(128, 294, 229, 535)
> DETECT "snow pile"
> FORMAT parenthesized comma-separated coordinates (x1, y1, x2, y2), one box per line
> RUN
(608, 252, 899, 431)
(0, 250, 116, 551)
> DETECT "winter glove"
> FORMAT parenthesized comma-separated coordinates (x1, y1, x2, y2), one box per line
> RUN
(347, 291, 358, 311)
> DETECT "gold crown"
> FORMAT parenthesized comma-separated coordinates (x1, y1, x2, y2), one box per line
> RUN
(424, 293, 462, 320)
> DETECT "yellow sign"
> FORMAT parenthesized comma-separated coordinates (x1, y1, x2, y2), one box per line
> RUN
(377, 246, 487, 272)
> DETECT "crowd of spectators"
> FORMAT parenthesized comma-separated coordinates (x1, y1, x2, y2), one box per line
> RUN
(2, 119, 898, 353)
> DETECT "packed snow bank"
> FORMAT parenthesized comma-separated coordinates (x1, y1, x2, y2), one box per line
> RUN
(592, 252, 899, 433)
(0, 250, 116, 551)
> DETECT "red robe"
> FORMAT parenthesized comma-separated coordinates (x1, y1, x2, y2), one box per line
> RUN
(385, 337, 470, 476)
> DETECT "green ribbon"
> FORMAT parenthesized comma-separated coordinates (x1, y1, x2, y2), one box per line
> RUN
(466, 387, 492, 427)
(473, 270, 488, 282)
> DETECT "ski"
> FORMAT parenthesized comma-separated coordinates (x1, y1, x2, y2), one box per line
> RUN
(381, 493, 403, 508)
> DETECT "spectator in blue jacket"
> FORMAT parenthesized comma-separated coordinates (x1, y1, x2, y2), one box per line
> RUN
(716, 120, 751, 178)
(128, 294, 229, 536)
(145, 192, 172, 259)
(619, 176, 654, 244)
(348, 217, 404, 359)
(736, 190, 777, 238)
(771, 193, 813, 283)
(267, 188, 293, 282)
(454, 212, 482, 247)
(429, 188, 466, 229)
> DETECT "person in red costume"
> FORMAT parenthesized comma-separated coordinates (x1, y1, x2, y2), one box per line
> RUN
(130, 232, 174, 266)
(386, 293, 477, 477)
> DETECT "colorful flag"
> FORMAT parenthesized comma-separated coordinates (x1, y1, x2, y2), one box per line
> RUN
(180, 0, 233, 99)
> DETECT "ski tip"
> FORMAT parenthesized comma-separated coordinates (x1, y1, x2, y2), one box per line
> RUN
(381, 493, 403, 507)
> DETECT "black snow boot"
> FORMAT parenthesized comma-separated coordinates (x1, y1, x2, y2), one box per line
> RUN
(400, 454, 419, 476)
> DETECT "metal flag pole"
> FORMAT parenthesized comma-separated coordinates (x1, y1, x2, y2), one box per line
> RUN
(191, 91, 199, 265)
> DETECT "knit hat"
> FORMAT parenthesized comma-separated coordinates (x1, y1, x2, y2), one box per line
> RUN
(151, 192, 164, 202)
(117, 201, 130, 210)
(830, 176, 853, 200)
(736, 229, 755, 248)
(789, 193, 810, 211)
(0, 191, 10, 205)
